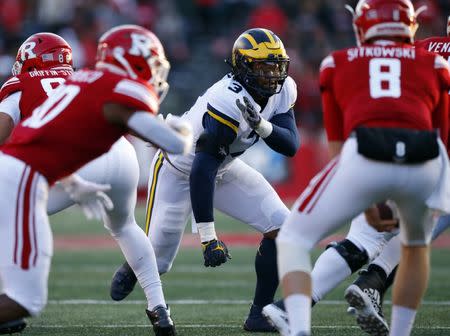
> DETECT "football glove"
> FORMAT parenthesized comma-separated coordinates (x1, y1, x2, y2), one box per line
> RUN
(201, 239, 232, 267)
(165, 113, 193, 154)
(236, 96, 261, 129)
(59, 174, 114, 221)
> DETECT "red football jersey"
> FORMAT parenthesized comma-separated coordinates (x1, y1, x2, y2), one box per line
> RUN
(416, 37, 450, 63)
(320, 42, 450, 145)
(2, 69, 159, 184)
(0, 67, 73, 120)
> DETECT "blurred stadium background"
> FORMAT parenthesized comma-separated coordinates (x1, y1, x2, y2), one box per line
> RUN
(1, 1, 450, 335)
(1, 0, 449, 197)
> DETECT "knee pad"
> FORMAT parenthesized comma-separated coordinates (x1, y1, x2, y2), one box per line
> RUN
(276, 239, 311, 278)
(326, 239, 368, 273)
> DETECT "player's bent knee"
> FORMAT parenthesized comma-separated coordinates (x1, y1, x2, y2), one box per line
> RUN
(104, 218, 136, 237)
(276, 239, 311, 278)
(326, 239, 368, 273)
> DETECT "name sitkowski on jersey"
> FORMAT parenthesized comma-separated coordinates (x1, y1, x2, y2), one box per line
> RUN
(347, 46, 415, 61)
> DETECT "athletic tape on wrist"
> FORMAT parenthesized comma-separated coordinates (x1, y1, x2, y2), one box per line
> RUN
(255, 118, 273, 138)
(197, 222, 217, 242)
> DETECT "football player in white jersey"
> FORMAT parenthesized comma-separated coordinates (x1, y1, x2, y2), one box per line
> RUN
(109, 27, 300, 332)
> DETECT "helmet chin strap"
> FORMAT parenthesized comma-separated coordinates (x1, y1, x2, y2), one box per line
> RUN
(113, 47, 138, 80)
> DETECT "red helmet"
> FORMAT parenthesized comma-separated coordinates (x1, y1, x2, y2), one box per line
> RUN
(96, 24, 170, 102)
(347, 0, 423, 46)
(12, 32, 73, 75)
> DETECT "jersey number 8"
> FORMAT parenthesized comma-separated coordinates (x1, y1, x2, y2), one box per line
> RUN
(369, 58, 401, 99)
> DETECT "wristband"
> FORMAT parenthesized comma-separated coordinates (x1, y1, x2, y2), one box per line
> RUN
(197, 221, 217, 243)
(254, 118, 273, 138)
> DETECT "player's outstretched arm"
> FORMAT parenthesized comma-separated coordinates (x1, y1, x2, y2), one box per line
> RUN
(103, 103, 192, 155)
(236, 97, 299, 156)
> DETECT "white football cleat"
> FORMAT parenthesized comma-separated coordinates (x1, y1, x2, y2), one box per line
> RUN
(344, 284, 389, 336)
(262, 303, 290, 336)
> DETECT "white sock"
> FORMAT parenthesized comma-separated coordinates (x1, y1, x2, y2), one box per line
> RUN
(285, 294, 311, 335)
(111, 223, 166, 310)
(311, 247, 351, 303)
(372, 235, 401, 276)
(390, 305, 417, 336)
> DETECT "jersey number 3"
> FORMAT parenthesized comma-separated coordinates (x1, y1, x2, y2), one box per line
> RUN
(369, 58, 401, 99)
(22, 84, 79, 128)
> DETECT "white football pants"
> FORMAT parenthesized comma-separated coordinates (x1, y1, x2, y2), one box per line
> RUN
(278, 138, 442, 253)
(144, 151, 289, 274)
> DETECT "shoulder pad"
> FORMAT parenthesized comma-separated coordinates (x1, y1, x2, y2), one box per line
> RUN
(320, 55, 335, 72)
(435, 55, 450, 70)
(0, 77, 21, 101)
(113, 78, 159, 113)
(206, 77, 242, 123)
(284, 76, 297, 101)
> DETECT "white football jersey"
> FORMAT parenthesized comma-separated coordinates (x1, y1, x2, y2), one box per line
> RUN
(167, 73, 297, 174)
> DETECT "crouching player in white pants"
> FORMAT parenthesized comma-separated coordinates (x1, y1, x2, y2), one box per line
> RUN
(264, 1, 450, 335)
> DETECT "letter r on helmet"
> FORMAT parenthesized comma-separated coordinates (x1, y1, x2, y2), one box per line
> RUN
(129, 33, 152, 58)
(20, 42, 37, 61)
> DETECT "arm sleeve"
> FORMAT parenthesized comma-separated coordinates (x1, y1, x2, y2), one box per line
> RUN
(126, 112, 188, 154)
(190, 113, 237, 223)
(0, 91, 22, 125)
(264, 109, 300, 157)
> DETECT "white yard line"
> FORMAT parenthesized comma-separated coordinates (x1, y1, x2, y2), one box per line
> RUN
(47, 299, 450, 305)
(28, 324, 450, 330)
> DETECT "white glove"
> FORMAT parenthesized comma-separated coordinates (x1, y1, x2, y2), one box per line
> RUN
(58, 174, 114, 221)
(165, 113, 193, 154)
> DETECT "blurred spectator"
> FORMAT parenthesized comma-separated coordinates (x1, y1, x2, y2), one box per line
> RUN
(0, 0, 447, 130)
(247, 0, 288, 37)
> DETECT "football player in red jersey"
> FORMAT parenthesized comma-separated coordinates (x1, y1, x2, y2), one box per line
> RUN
(263, 14, 450, 336)
(262, 1, 450, 335)
(0, 31, 183, 336)
(0, 25, 192, 336)
(335, 15, 450, 335)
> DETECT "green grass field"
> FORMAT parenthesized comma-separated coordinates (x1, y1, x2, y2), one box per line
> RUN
(20, 206, 450, 335)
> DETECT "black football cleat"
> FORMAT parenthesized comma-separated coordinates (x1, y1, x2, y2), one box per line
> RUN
(110, 261, 137, 301)
(345, 268, 389, 336)
(0, 319, 27, 334)
(243, 304, 277, 332)
(146, 305, 176, 336)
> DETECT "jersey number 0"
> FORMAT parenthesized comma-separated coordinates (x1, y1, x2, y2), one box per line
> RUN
(22, 84, 80, 128)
